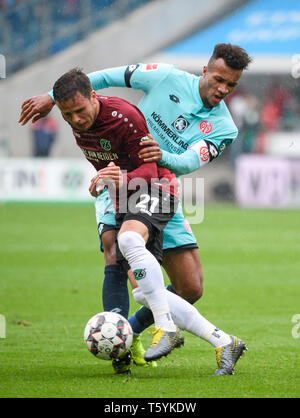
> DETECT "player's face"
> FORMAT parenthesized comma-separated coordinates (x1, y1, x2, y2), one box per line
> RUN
(57, 91, 99, 131)
(200, 58, 242, 108)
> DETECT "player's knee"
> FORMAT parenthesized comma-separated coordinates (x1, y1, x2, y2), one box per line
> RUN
(117, 230, 145, 259)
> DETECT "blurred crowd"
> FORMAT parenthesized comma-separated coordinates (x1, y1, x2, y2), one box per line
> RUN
(0, 0, 151, 74)
(226, 78, 300, 162)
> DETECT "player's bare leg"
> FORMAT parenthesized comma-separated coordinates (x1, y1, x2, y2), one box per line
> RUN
(101, 229, 117, 266)
(162, 248, 203, 303)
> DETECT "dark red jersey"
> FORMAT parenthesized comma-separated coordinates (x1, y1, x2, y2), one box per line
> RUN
(71, 95, 177, 209)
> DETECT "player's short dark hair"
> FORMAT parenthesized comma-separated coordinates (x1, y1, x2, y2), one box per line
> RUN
(53, 67, 92, 102)
(209, 43, 252, 70)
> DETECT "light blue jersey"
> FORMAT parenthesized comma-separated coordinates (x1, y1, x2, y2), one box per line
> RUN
(86, 63, 238, 176)
(49, 63, 238, 250)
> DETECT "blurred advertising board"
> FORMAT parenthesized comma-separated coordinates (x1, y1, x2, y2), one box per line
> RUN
(0, 159, 96, 202)
(236, 155, 300, 208)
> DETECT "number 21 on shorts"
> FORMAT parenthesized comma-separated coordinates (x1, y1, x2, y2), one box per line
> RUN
(136, 194, 159, 214)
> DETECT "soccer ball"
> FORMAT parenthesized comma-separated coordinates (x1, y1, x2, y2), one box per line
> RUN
(84, 312, 133, 360)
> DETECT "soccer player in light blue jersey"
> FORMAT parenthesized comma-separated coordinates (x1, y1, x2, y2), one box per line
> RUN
(19, 44, 252, 376)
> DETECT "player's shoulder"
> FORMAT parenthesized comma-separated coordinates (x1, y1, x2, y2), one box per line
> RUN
(99, 94, 136, 113)
(104, 96, 146, 126)
(213, 101, 237, 132)
(145, 63, 196, 82)
(136, 62, 175, 74)
(127, 63, 198, 93)
(133, 62, 185, 83)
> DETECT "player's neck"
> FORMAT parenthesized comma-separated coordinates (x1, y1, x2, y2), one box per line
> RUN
(94, 99, 100, 119)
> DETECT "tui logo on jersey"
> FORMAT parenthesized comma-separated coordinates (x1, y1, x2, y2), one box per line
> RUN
(172, 115, 190, 133)
(99, 138, 111, 151)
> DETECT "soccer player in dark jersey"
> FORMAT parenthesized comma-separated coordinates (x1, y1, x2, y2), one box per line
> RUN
(52, 68, 184, 366)
(19, 51, 250, 376)
(48, 68, 248, 376)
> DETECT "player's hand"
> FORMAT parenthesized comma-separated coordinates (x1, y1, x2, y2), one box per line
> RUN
(90, 162, 124, 192)
(18, 94, 55, 125)
(138, 134, 162, 162)
(89, 177, 105, 197)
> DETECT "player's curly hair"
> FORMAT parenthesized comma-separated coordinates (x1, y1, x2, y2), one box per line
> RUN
(209, 43, 252, 70)
(53, 67, 92, 102)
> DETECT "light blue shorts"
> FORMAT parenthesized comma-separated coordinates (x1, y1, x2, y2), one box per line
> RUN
(95, 188, 197, 251)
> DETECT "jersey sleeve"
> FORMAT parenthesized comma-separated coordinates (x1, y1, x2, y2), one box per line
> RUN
(159, 134, 237, 176)
(159, 149, 200, 176)
(88, 66, 128, 89)
(47, 66, 128, 101)
(123, 63, 173, 92)
(188, 137, 235, 169)
(48, 63, 174, 100)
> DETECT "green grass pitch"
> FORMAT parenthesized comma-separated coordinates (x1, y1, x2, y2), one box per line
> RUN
(0, 203, 299, 398)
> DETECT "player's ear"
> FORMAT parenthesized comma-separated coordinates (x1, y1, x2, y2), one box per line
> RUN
(202, 65, 208, 77)
(91, 90, 97, 99)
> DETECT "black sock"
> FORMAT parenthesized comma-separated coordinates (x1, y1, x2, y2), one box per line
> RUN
(102, 264, 129, 319)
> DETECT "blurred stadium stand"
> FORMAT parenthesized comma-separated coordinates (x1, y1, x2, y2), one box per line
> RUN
(0, 0, 247, 158)
(0, 0, 155, 76)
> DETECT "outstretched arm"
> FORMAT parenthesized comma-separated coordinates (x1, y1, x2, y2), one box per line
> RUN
(138, 137, 234, 176)
(18, 66, 127, 126)
(18, 64, 171, 125)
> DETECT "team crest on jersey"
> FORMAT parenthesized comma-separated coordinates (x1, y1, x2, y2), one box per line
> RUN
(199, 120, 213, 134)
(172, 115, 190, 133)
(99, 138, 111, 151)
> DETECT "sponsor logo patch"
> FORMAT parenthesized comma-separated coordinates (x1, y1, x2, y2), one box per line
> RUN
(172, 115, 190, 133)
(219, 138, 232, 152)
(141, 63, 159, 72)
